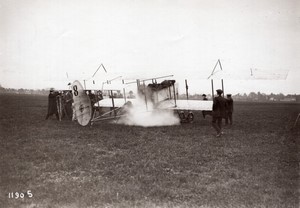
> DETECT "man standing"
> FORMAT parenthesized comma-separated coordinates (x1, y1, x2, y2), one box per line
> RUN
(45, 88, 59, 120)
(212, 89, 228, 137)
(202, 94, 208, 100)
(63, 90, 73, 120)
(225, 94, 234, 125)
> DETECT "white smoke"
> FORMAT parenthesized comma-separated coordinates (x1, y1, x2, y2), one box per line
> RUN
(117, 96, 180, 127)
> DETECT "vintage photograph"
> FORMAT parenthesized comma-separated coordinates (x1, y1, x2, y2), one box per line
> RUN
(0, 0, 299, 207)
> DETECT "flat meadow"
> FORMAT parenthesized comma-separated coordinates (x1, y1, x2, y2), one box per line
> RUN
(0, 94, 299, 208)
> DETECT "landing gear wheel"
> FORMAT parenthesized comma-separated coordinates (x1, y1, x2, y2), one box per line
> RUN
(179, 111, 186, 122)
(187, 112, 194, 123)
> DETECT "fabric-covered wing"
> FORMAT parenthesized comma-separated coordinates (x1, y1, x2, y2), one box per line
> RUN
(156, 100, 213, 111)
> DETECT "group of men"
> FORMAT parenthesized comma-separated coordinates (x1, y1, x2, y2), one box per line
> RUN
(209, 89, 234, 137)
(45, 88, 73, 120)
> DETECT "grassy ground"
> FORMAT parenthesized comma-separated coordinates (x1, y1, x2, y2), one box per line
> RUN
(0, 94, 299, 208)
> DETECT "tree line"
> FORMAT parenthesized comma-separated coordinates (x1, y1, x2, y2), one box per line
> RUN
(0, 85, 299, 102)
(178, 92, 299, 102)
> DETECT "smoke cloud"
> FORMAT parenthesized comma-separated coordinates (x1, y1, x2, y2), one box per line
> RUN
(117, 96, 180, 127)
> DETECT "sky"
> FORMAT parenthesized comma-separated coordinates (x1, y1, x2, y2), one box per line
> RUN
(0, 0, 299, 95)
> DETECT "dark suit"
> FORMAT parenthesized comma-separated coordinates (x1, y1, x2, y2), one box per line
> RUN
(45, 91, 59, 120)
(63, 91, 73, 119)
(212, 95, 228, 134)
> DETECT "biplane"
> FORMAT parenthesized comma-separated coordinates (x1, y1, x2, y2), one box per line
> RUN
(69, 76, 213, 126)
(54, 60, 242, 126)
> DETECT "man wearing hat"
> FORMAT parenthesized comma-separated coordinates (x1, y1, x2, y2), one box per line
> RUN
(212, 89, 228, 137)
(45, 88, 59, 120)
(202, 94, 208, 100)
(225, 94, 234, 125)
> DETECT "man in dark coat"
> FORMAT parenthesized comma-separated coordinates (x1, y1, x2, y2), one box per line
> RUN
(225, 94, 234, 125)
(212, 89, 228, 137)
(45, 88, 59, 120)
(62, 90, 73, 119)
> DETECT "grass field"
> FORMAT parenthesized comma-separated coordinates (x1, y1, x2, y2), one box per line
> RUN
(0, 94, 299, 208)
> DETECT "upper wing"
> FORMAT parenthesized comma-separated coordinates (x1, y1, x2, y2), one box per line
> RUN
(156, 99, 213, 111)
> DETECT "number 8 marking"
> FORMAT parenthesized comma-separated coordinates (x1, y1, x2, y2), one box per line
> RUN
(73, 85, 78, 96)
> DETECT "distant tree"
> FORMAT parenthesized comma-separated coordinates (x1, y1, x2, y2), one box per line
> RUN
(0, 84, 5, 93)
(261, 93, 267, 101)
(257, 91, 267, 101)
(18, 88, 25, 94)
(248, 92, 257, 100)
(277, 93, 284, 101)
